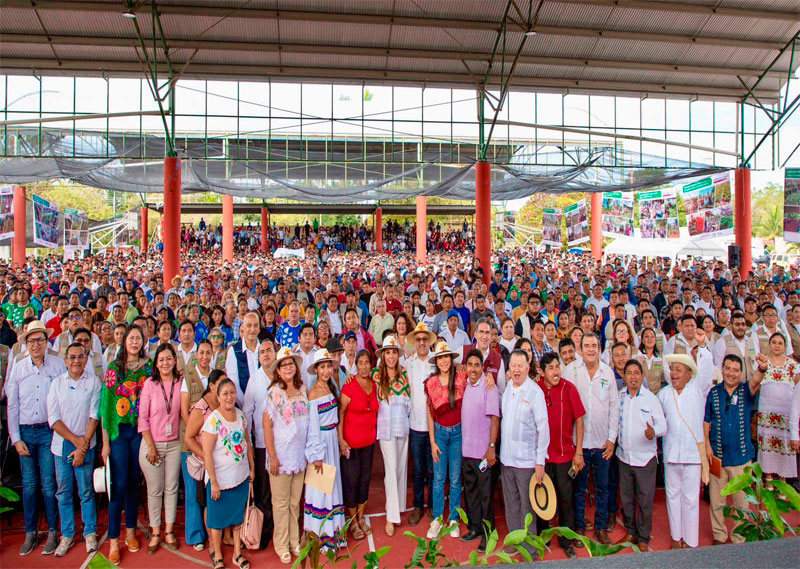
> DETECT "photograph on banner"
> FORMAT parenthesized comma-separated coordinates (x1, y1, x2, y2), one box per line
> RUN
(638, 189, 680, 239)
(601, 191, 634, 237)
(63, 207, 89, 250)
(541, 207, 563, 249)
(503, 211, 516, 242)
(682, 173, 733, 240)
(786, 169, 800, 243)
(565, 200, 590, 246)
(0, 186, 14, 240)
(33, 195, 60, 248)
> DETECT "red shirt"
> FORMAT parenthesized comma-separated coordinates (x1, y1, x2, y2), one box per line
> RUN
(536, 377, 586, 464)
(341, 378, 379, 449)
(425, 374, 466, 428)
(385, 298, 403, 314)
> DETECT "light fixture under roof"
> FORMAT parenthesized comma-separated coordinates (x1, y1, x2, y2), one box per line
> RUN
(525, 29, 537, 37)
(122, 9, 136, 19)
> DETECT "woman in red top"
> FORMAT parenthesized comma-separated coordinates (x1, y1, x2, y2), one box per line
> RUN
(424, 341, 467, 540)
(337, 350, 378, 540)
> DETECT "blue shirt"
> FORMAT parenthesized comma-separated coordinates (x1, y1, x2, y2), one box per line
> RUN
(276, 320, 304, 348)
(704, 382, 757, 467)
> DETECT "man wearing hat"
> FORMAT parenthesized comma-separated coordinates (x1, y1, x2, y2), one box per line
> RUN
(6, 320, 67, 556)
(47, 341, 101, 557)
(406, 322, 437, 526)
(658, 334, 713, 550)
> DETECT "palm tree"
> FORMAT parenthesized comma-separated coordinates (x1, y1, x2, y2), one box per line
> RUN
(753, 202, 784, 241)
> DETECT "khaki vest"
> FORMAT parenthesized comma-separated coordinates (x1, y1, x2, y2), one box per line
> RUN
(179, 365, 208, 452)
(788, 323, 800, 363)
(0, 344, 9, 386)
(673, 335, 697, 355)
(640, 355, 665, 395)
(723, 333, 755, 382)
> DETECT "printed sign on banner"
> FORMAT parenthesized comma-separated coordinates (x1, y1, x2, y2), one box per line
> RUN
(638, 189, 680, 240)
(63, 207, 89, 251)
(785, 169, 800, 243)
(601, 192, 634, 238)
(565, 199, 590, 246)
(541, 207, 563, 249)
(33, 195, 60, 248)
(0, 186, 14, 240)
(681, 173, 733, 240)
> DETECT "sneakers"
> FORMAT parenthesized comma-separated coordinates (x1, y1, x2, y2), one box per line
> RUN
(447, 521, 459, 539)
(54, 537, 74, 558)
(426, 518, 443, 539)
(85, 533, 98, 553)
(20, 533, 38, 556)
(42, 530, 59, 555)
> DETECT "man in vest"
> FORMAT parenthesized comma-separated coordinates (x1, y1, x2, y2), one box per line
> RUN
(225, 311, 261, 406)
(749, 304, 793, 358)
(664, 315, 698, 356)
(786, 304, 800, 363)
(175, 319, 198, 373)
(514, 294, 543, 340)
(53, 307, 102, 356)
(713, 312, 757, 381)
(464, 318, 506, 393)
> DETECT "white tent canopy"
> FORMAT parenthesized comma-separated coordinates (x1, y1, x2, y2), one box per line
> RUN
(604, 228, 732, 260)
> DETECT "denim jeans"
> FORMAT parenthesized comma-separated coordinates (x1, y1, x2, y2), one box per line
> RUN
(55, 447, 97, 538)
(432, 423, 462, 522)
(19, 424, 59, 534)
(573, 447, 610, 531)
(409, 429, 433, 510)
(108, 424, 142, 539)
(181, 452, 208, 545)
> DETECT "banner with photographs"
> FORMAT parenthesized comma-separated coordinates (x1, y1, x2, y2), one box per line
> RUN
(541, 207, 563, 249)
(63, 206, 89, 251)
(785, 169, 800, 243)
(502, 211, 516, 242)
(638, 189, 680, 239)
(565, 199, 590, 246)
(681, 173, 733, 240)
(33, 195, 61, 248)
(0, 186, 13, 240)
(601, 191, 634, 238)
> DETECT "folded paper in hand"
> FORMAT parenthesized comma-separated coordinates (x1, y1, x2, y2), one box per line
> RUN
(305, 463, 336, 495)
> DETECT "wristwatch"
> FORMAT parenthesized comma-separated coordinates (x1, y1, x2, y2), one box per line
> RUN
(489, 443, 496, 448)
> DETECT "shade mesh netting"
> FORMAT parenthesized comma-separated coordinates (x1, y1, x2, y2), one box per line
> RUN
(0, 128, 724, 202)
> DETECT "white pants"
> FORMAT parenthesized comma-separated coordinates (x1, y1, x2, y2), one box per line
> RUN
(664, 462, 701, 547)
(380, 436, 409, 524)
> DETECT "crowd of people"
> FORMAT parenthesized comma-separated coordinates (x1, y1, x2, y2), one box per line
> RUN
(1, 238, 799, 567)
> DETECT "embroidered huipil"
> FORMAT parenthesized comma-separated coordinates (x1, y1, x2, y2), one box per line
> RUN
(263, 384, 310, 474)
(99, 359, 152, 441)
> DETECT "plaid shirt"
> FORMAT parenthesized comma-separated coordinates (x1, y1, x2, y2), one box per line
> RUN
(232, 317, 243, 341)
(531, 340, 554, 363)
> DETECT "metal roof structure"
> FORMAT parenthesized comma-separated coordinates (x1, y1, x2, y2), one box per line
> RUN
(2, 0, 799, 104)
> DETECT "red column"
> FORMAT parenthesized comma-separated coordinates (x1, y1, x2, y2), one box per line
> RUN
(163, 157, 181, 288)
(375, 207, 383, 252)
(222, 194, 234, 263)
(140, 206, 148, 253)
(12, 185, 26, 268)
(591, 192, 603, 260)
(735, 167, 752, 277)
(416, 196, 427, 264)
(260, 207, 269, 252)
(475, 161, 492, 275)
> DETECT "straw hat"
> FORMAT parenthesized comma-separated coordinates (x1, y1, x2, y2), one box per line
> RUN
(376, 335, 402, 356)
(269, 346, 303, 376)
(430, 340, 458, 360)
(664, 353, 697, 378)
(19, 320, 54, 342)
(93, 459, 112, 500)
(407, 321, 437, 347)
(529, 473, 557, 521)
(307, 349, 335, 375)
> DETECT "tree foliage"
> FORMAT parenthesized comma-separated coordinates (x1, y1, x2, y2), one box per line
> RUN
(26, 180, 139, 220)
(751, 182, 784, 241)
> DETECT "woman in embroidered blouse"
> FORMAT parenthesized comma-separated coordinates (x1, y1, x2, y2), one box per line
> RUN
(202, 377, 254, 569)
(754, 333, 800, 480)
(425, 341, 467, 539)
(99, 325, 152, 565)
(372, 335, 411, 536)
(262, 347, 310, 564)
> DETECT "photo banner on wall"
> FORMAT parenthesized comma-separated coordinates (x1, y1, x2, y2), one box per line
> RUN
(63, 207, 89, 251)
(0, 186, 13, 240)
(638, 189, 680, 240)
(601, 191, 634, 238)
(565, 199, 590, 246)
(681, 172, 733, 240)
(785, 169, 800, 243)
(33, 195, 60, 248)
(541, 207, 563, 249)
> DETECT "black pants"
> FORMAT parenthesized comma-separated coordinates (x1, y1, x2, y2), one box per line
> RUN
(462, 457, 494, 536)
(546, 462, 575, 548)
(619, 457, 656, 544)
(341, 444, 374, 509)
(254, 447, 275, 548)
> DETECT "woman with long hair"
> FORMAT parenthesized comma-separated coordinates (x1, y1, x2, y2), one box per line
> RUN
(210, 306, 234, 345)
(556, 311, 571, 339)
(544, 321, 560, 353)
(372, 336, 411, 536)
(425, 341, 466, 539)
(338, 350, 379, 541)
(207, 327, 228, 370)
(514, 338, 539, 380)
(99, 325, 152, 564)
(600, 320, 637, 365)
(393, 312, 415, 362)
(263, 347, 309, 564)
(700, 315, 720, 346)
(637, 327, 667, 395)
(138, 343, 182, 553)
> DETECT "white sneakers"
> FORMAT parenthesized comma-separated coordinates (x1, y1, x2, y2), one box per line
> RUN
(426, 519, 460, 539)
(54, 537, 74, 558)
(85, 533, 98, 553)
(447, 520, 460, 538)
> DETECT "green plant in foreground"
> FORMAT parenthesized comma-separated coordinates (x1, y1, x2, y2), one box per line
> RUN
(0, 483, 20, 515)
(721, 462, 800, 541)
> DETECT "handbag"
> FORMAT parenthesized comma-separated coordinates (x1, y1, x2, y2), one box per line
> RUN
(240, 483, 263, 550)
(186, 454, 205, 481)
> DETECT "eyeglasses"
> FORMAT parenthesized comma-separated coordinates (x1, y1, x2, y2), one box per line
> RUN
(27, 337, 48, 345)
(210, 334, 224, 340)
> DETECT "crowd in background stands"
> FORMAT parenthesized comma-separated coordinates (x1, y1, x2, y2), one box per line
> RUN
(1, 244, 799, 568)
(176, 218, 475, 256)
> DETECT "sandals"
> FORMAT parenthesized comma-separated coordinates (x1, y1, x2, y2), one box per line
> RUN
(147, 534, 160, 555)
(125, 533, 140, 553)
(109, 541, 121, 564)
(351, 523, 365, 540)
(279, 552, 292, 564)
(359, 519, 372, 536)
(164, 532, 178, 551)
(385, 522, 395, 536)
(233, 554, 250, 569)
(213, 558, 225, 569)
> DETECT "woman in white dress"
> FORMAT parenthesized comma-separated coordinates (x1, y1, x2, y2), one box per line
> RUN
(303, 350, 345, 550)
